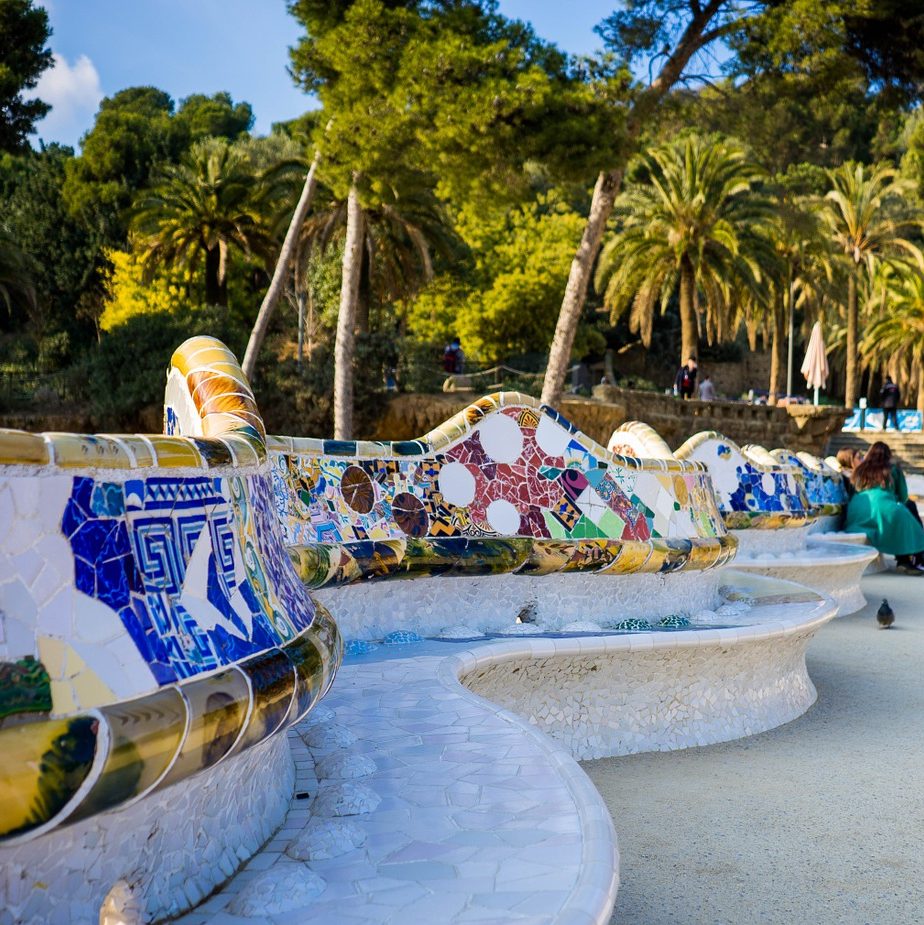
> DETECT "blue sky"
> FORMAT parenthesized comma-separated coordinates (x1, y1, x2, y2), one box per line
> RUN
(30, 1, 612, 150)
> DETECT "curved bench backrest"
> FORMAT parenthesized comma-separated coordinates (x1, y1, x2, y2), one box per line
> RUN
(770, 447, 848, 514)
(606, 421, 675, 460)
(674, 432, 812, 528)
(0, 336, 339, 845)
(268, 394, 735, 585)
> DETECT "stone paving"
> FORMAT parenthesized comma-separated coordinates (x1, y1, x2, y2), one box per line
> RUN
(175, 643, 619, 925)
(584, 569, 924, 925)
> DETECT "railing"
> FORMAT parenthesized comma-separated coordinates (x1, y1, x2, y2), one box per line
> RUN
(843, 408, 923, 433)
(0, 369, 73, 405)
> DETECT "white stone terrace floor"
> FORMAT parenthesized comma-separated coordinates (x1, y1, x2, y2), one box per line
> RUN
(585, 569, 924, 925)
(175, 569, 923, 925)
(176, 641, 618, 925)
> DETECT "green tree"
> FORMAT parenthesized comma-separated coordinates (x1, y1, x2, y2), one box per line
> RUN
(62, 87, 256, 245)
(862, 266, 924, 412)
(0, 144, 102, 359)
(595, 135, 775, 366)
(0, 0, 52, 152)
(408, 191, 588, 364)
(287, 0, 620, 434)
(63, 87, 179, 237)
(745, 169, 836, 403)
(131, 137, 271, 307)
(660, 75, 896, 177)
(822, 162, 921, 408)
(900, 108, 924, 201)
(0, 229, 35, 320)
(174, 92, 254, 145)
(542, 0, 924, 406)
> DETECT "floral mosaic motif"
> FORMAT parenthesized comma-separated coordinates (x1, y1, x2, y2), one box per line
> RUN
(62, 473, 315, 683)
(675, 432, 812, 528)
(270, 399, 733, 582)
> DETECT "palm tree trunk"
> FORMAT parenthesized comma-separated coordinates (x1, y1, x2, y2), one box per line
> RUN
(541, 168, 622, 406)
(768, 299, 783, 405)
(845, 270, 858, 408)
(205, 245, 223, 306)
(334, 183, 365, 440)
(679, 255, 697, 365)
(540, 0, 728, 407)
(297, 289, 306, 366)
(242, 148, 321, 382)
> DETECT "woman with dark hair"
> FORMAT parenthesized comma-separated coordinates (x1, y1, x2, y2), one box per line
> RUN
(845, 441, 924, 574)
(835, 447, 864, 497)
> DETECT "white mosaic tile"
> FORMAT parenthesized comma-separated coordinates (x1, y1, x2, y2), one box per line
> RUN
(0, 733, 294, 925)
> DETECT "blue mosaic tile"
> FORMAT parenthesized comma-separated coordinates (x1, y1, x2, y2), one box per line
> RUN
(612, 618, 652, 631)
(345, 639, 379, 656)
(382, 630, 423, 646)
(62, 473, 318, 684)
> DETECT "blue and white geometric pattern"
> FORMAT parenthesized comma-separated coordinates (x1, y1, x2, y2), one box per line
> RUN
(63, 473, 316, 684)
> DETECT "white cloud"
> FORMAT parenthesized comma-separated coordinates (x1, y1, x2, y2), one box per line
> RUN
(28, 52, 103, 149)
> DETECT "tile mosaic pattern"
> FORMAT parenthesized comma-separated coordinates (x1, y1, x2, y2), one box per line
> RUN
(673, 431, 813, 529)
(174, 643, 621, 925)
(769, 448, 848, 516)
(606, 420, 675, 460)
(0, 336, 342, 846)
(2, 728, 294, 925)
(269, 394, 735, 588)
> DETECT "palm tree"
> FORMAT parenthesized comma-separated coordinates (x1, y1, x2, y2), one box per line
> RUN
(862, 266, 924, 413)
(746, 191, 834, 403)
(242, 148, 321, 381)
(595, 134, 775, 366)
(131, 138, 271, 307)
(821, 162, 921, 409)
(0, 231, 36, 321)
(296, 175, 458, 438)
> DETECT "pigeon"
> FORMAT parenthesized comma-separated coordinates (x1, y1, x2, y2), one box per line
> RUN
(877, 599, 894, 629)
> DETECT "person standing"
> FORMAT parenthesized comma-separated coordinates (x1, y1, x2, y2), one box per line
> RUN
(674, 357, 697, 400)
(443, 337, 462, 374)
(880, 377, 900, 431)
(697, 373, 715, 401)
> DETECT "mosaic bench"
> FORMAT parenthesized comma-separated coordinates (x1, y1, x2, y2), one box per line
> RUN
(609, 424, 876, 614)
(0, 338, 342, 925)
(257, 392, 741, 641)
(0, 336, 843, 925)
(770, 448, 883, 569)
(163, 338, 839, 923)
(173, 569, 836, 925)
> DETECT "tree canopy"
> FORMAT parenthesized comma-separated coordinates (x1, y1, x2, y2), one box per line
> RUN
(0, 0, 52, 152)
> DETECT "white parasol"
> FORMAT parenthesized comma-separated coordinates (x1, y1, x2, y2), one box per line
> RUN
(800, 321, 829, 405)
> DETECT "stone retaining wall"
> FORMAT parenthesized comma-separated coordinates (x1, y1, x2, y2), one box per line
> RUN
(373, 390, 847, 456)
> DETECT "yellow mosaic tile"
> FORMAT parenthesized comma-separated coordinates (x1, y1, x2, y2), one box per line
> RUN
(104, 435, 156, 468)
(147, 436, 206, 469)
(0, 429, 50, 465)
(219, 434, 262, 467)
(44, 433, 133, 469)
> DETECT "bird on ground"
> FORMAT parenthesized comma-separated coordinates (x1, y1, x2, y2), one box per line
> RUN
(877, 599, 895, 629)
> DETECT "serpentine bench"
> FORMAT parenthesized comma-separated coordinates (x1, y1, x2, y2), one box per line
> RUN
(609, 423, 877, 614)
(258, 393, 740, 639)
(0, 338, 342, 924)
(0, 337, 842, 925)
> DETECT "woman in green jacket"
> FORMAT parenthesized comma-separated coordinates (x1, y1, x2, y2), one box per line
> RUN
(845, 441, 924, 574)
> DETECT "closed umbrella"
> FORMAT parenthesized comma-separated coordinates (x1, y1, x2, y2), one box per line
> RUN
(800, 321, 829, 406)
